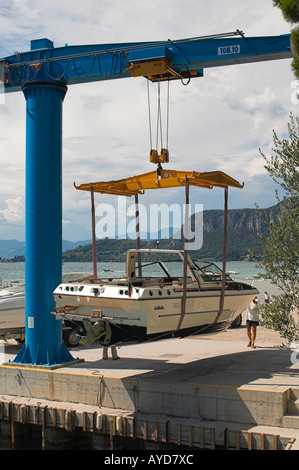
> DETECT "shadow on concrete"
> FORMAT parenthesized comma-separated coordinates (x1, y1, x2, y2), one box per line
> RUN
(72, 344, 297, 389)
(3, 339, 298, 389)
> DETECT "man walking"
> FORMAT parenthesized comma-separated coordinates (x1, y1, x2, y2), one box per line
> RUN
(246, 296, 260, 349)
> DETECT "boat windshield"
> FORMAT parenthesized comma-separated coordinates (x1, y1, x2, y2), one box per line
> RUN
(132, 251, 232, 283)
(136, 252, 191, 279)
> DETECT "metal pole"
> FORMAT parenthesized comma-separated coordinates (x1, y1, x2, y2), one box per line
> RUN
(91, 186, 98, 280)
(135, 194, 142, 277)
(177, 177, 189, 330)
(218, 186, 228, 317)
(13, 81, 74, 366)
(10, 402, 15, 450)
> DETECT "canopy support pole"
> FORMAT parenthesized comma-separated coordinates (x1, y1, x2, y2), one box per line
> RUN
(135, 194, 142, 277)
(91, 186, 98, 280)
(218, 185, 228, 318)
(177, 177, 189, 330)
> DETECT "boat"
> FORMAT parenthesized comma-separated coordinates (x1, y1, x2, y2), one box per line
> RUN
(52, 166, 259, 347)
(0, 284, 25, 327)
(0, 273, 91, 346)
(53, 248, 258, 346)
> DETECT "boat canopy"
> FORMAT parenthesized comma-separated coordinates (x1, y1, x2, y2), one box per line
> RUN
(74, 169, 244, 197)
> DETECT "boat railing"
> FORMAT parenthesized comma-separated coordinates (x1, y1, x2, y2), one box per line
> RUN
(66, 275, 127, 284)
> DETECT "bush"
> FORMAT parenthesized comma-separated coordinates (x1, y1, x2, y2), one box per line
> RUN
(260, 293, 299, 344)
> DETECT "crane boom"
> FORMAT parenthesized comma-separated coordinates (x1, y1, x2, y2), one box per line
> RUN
(1, 31, 292, 91)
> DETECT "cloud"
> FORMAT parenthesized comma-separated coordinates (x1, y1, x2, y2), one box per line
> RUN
(0, 196, 24, 223)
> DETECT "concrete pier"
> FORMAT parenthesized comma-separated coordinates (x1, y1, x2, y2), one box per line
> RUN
(1, 336, 299, 450)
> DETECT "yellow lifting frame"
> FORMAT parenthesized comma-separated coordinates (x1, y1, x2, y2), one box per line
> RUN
(74, 168, 244, 197)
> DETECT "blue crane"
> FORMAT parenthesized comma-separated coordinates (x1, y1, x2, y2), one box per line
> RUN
(0, 30, 292, 366)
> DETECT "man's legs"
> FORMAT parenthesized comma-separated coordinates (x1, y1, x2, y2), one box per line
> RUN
(102, 345, 119, 359)
(247, 325, 252, 346)
(251, 326, 257, 348)
(247, 324, 257, 348)
(102, 346, 108, 360)
(111, 345, 119, 360)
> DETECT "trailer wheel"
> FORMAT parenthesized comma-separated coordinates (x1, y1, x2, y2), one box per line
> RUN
(63, 328, 80, 347)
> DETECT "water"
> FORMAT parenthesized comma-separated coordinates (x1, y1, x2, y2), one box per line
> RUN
(0, 260, 281, 300)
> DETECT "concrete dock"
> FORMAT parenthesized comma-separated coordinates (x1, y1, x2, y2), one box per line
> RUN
(1, 335, 299, 450)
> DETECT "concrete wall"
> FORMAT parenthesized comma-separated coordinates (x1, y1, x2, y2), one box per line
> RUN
(0, 364, 290, 428)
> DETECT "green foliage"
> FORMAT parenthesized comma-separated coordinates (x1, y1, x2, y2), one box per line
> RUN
(273, 0, 299, 23)
(291, 26, 299, 77)
(257, 114, 299, 343)
(0, 255, 25, 262)
(261, 114, 299, 196)
(260, 293, 299, 343)
(291, 25, 299, 56)
(273, 0, 299, 76)
(256, 198, 298, 293)
(62, 238, 138, 262)
(258, 114, 299, 294)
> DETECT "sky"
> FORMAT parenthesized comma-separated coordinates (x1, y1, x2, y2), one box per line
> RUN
(0, 0, 297, 242)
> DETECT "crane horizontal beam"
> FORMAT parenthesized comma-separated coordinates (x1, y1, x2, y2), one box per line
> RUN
(1, 31, 292, 91)
(74, 168, 244, 197)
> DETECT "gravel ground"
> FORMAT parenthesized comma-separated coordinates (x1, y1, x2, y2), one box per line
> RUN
(199, 307, 299, 347)
(199, 321, 285, 347)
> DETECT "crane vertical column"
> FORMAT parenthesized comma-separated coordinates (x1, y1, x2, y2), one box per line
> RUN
(13, 81, 74, 366)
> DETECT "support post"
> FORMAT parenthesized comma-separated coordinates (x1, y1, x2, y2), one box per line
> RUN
(91, 186, 98, 280)
(13, 81, 74, 366)
(135, 194, 142, 277)
(218, 186, 228, 317)
(177, 177, 189, 330)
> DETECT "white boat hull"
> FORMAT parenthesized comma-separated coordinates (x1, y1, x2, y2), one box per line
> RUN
(53, 277, 258, 344)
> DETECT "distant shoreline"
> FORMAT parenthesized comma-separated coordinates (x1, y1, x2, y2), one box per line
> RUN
(0, 256, 257, 263)
(0, 201, 284, 261)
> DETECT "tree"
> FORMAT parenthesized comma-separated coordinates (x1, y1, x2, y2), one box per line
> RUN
(258, 113, 299, 343)
(273, 0, 299, 77)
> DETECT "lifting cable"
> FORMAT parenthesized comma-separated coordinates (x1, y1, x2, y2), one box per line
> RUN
(147, 79, 153, 150)
(156, 82, 163, 150)
(147, 80, 170, 165)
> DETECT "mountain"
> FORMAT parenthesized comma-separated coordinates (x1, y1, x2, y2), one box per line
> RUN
(61, 202, 282, 262)
(62, 239, 92, 252)
(0, 239, 25, 259)
(188, 203, 280, 260)
(0, 202, 282, 262)
(116, 227, 180, 240)
(0, 239, 91, 260)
